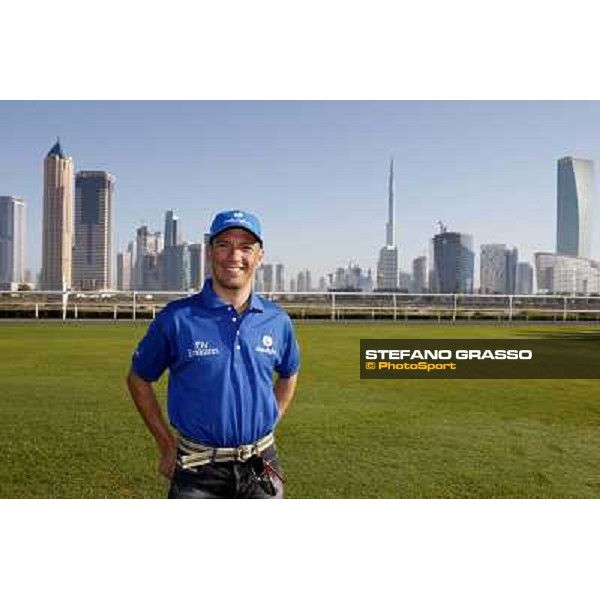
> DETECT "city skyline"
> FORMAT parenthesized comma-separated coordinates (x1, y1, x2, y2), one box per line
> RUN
(3, 101, 600, 285)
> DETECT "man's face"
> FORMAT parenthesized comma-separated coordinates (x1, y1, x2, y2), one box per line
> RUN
(209, 228, 264, 291)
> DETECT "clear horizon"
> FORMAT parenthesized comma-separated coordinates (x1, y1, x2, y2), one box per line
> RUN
(2, 100, 600, 286)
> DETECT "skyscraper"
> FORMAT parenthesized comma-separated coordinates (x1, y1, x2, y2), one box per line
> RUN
(398, 271, 412, 292)
(117, 249, 132, 291)
(262, 264, 274, 293)
(296, 269, 313, 293)
(202, 233, 212, 282)
(480, 244, 518, 294)
(412, 256, 427, 293)
(0, 196, 25, 291)
(432, 230, 474, 293)
(162, 243, 191, 291)
(556, 156, 594, 258)
(506, 247, 518, 295)
(41, 139, 74, 290)
(275, 263, 285, 292)
(329, 263, 371, 291)
(189, 242, 205, 290)
(164, 210, 181, 247)
(516, 262, 533, 295)
(72, 171, 115, 291)
(254, 265, 264, 292)
(134, 225, 163, 290)
(304, 269, 312, 292)
(376, 158, 399, 290)
(126, 241, 135, 288)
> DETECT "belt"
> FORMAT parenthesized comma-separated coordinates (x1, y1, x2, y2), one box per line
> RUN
(177, 432, 275, 471)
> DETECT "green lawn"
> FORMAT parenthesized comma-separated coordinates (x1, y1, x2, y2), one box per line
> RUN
(1, 320, 599, 498)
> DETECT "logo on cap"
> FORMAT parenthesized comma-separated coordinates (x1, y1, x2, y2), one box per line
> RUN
(209, 209, 263, 245)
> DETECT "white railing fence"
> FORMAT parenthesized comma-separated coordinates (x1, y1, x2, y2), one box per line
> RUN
(2, 290, 600, 322)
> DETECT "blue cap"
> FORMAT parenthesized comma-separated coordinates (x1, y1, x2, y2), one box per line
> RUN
(209, 210, 263, 245)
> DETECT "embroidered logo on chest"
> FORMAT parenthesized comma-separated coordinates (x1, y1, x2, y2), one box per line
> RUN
(255, 334, 277, 356)
(187, 340, 220, 358)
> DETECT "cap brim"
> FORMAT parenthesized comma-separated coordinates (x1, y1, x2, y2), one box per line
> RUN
(209, 225, 263, 245)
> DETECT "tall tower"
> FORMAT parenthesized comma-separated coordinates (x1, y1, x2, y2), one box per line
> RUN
(376, 157, 399, 290)
(432, 231, 474, 293)
(116, 250, 132, 291)
(0, 196, 25, 290)
(386, 157, 395, 246)
(506, 247, 518, 294)
(134, 225, 163, 290)
(262, 264, 274, 293)
(41, 139, 74, 290)
(556, 156, 594, 258)
(164, 210, 181, 247)
(72, 171, 115, 290)
(162, 243, 190, 291)
(412, 256, 427, 293)
(516, 262, 533, 295)
(189, 242, 205, 290)
(275, 263, 285, 292)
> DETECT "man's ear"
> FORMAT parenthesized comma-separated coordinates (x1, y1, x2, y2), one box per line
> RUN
(257, 247, 265, 266)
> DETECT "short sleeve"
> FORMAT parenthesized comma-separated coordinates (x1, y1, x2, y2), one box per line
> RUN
(130, 313, 175, 382)
(276, 316, 300, 377)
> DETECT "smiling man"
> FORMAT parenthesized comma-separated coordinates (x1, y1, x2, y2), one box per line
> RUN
(126, 210, 300, 499)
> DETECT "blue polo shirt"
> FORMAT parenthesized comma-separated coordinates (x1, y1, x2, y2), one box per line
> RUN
(131, 279, 300, 447)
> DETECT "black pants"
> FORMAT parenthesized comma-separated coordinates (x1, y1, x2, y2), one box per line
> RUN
(168, 446, 284, 499)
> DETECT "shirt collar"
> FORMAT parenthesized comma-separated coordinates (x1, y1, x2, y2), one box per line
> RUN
(200, 278, 264, 313)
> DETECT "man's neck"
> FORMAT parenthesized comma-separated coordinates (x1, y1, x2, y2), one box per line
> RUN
(212, 281, 253, 314)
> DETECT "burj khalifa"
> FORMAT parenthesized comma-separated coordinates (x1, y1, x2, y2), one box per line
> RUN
(376, 158, 399, 290)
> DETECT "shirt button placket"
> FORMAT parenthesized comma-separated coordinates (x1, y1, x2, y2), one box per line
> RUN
(233, 313, 241, 351)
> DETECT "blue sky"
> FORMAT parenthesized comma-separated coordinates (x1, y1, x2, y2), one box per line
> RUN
(2, 100, 600, 284)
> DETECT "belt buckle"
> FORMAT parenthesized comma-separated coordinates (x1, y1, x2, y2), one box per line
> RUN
(235, 444, 254, 462)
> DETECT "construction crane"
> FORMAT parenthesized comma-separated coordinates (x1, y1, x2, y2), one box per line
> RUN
(436, 220, 447, 234)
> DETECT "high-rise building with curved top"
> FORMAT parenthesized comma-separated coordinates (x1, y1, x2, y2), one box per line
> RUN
(556, 156, 594, 258)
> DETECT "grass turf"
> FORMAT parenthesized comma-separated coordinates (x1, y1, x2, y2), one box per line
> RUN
(1, 320, 599, 498)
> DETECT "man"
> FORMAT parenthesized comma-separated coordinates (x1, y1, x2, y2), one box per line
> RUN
(126, 210, 300, 498)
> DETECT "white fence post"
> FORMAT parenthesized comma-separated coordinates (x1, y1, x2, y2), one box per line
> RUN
(62, 290, 68, 321)
(331, 293, 336, 321)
